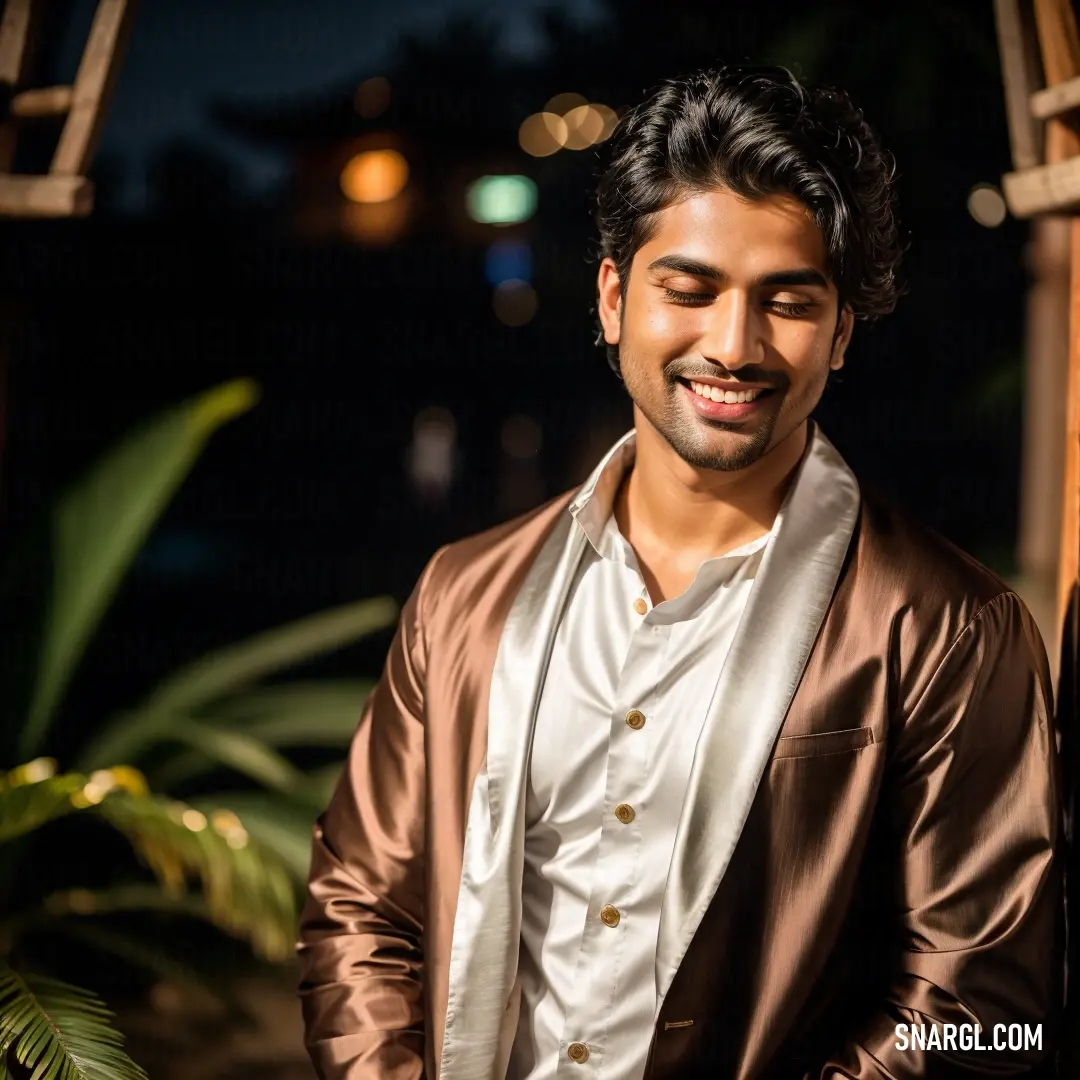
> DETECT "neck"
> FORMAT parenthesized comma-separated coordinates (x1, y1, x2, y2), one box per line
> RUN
(615, 410, 808, 560)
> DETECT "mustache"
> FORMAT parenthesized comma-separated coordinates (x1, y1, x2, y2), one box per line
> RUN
(665, 360, 787, 389)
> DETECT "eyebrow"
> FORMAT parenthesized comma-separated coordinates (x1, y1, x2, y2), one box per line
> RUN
(645, 254, 829, 289)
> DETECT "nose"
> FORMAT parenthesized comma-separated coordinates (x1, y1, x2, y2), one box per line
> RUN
(698, 290, 763, 371)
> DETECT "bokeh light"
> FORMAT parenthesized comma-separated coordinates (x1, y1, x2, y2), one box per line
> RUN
(485, 240, 533, 286)
(545, 92, 588, 115)
(340, 149, 408, 204)
(493, 280, 538, 326)
(592, 104, 619, 141)
(407, 406, 458, 502)
(519, 111, 568, 156)
(467, 175, 538, 225)
(521, 100, 617, 155)
(967, 183, 1007, 227)
(355, 76, 391, 118)
(563, 104, 605, 150)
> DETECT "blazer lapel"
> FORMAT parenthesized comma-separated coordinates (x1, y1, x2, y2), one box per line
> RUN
(439, 492, 598, 1079)
(654, 422, 862, 1010)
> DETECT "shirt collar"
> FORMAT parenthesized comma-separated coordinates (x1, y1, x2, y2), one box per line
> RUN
(569, 428, 777, 564)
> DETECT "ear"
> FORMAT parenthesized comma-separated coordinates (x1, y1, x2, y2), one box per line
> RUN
(829, 305, 855, 371)
(597, 257, 622, 345)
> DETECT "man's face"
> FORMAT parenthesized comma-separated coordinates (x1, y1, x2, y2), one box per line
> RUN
(597, 187, 853, 472)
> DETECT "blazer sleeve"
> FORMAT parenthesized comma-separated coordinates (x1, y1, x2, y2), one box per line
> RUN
(297, 549, 444, 1080)
(807, 591, 1064, 1079)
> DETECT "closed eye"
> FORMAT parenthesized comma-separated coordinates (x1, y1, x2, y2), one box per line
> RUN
(662, 287, 712, 306)
(765, 300, 814, 317)
(663, 289, 817, 317)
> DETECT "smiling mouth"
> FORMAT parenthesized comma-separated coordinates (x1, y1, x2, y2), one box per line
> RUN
(676, 377, 776, 405)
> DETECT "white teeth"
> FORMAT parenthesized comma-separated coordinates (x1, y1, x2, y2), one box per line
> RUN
(689, 381, 763, 404)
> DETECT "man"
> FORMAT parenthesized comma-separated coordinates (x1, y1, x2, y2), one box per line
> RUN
(298, 65, 1063, 1079)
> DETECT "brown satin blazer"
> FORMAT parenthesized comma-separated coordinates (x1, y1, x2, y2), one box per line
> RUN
(298, 445, 1063, 1080)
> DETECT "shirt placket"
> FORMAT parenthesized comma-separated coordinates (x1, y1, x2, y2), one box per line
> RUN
(555, 569, 668, 1075)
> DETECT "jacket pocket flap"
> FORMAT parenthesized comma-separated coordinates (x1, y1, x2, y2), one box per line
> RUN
(772, 725, 875, 760)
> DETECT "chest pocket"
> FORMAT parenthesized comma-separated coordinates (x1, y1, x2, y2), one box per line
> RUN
(771, 725, 875, 760)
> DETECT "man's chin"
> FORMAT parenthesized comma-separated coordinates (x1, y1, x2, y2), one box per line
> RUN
(666, 425, 772, 473)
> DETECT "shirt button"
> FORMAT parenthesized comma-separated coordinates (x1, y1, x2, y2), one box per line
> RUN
(600, 904, 621, 927)
(625, 709, 646, 729)
(614, 803, 636, 824)
(633, 597, 648, 615)
(567, 1042, 590, 1063)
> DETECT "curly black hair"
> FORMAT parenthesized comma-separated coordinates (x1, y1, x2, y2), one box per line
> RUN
(594, 64, 904, 374)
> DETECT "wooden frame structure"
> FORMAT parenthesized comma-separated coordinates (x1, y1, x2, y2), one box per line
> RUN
(996, 0, 1080, 641)
(0, 0, 137, 217)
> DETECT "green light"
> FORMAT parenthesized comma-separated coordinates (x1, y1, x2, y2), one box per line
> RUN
(466, 175, 538, 225)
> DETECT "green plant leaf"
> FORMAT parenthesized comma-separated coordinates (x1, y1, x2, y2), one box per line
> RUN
(96, 791, 297, 961)
(0, 962, 149, 1080)
(0, 767, 296, 964)
(0, 770, 84, 843)
(204, 680, 373, 745)
(42, 884, 210, 922)
(188, 793, 320, 883)
(18, 379, 259, 759)
(149, 721, 309, 794)
(131, 681, 370, 791)
(76, 601, 395, 771)
(304, 762, 345, 807)
(137, 596, 397, 715)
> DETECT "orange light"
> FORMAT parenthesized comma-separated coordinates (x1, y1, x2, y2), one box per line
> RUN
(592, 104, 619, 142)
(545, 92, 588, 116)
(340, 149, 409, 204)
(519, 112, 568, 157)
(563, 104, 605, 150)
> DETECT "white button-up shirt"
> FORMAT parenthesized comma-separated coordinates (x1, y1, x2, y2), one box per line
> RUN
(507, 434, 773, 1080)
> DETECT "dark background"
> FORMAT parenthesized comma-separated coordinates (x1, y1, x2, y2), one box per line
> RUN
(0, 0, 1028, 755)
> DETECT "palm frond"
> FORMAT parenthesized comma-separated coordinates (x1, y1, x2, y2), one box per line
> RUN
(0, 764, 296, 962)
(304, 762, 345, 808)
(18, 379, 259, 759)
(147, 681, 370, 790)
(0, 962, 148, 1080)
(137, 596, 397, 715)
(201, 679, 373, 740)
(147, 720, 309, 794)
(0, 765, 83, 843)
(76, 598, 395, 772)
(96, 791, 296, 960)
(43, 884, 209, 921)
(188, 792, 319, 883)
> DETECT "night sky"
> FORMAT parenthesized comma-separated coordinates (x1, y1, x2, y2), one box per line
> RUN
(57, 0, 604, 209)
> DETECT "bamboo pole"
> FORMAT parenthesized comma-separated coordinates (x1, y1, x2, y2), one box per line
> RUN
(1033, 0, 1080, 632)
